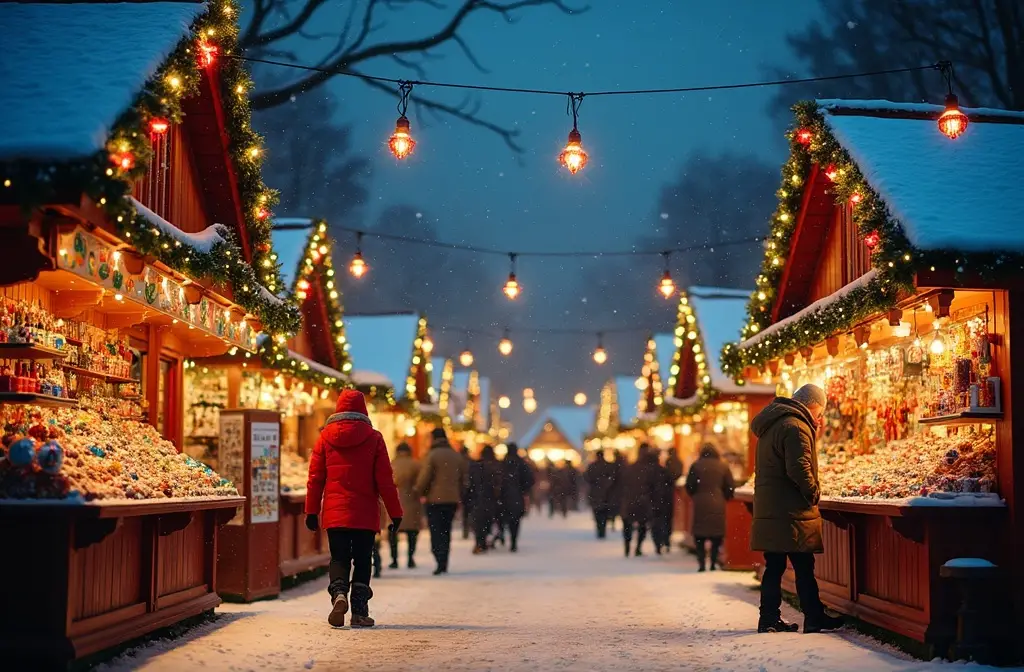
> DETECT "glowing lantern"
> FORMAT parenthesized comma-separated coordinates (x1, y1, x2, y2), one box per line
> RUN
(111, 152, 135, 170)
(593, 347, 608, 365)
(498, 395, 511, 409)
(498, 336, 513, 357)
(459, 349, 474, 367)
(864, 230, 881, 252)
(150, 118, 170, 135)
(349, 251, 368, 278)
(796, 128, 813, 145)
(559, 128, 588, 175)
(574, 392, 587, 406)
(850, 192, 863, 206)
(824, 164, 839, 182)
(389, 116, 415, 159)
(659, 271, 676, 299)
(503, 275, 520, 300)
(938, 94, 969, 140)
(198, 40, 218, 67)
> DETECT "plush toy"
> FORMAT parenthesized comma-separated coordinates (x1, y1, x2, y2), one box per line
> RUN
(7, 437, 37, 468)
(37, 440, 64, 475)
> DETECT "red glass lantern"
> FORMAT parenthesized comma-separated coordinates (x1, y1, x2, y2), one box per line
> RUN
(198, 40, 218, 68)
(389, 116, 415, 159)
(110, 152, 135, 170)
(864, 231, 881, 251)
(149, 118, 169, 136)
(937, 93, 969, 140)
(559, 128, 588, 175)
(824, 164, 839, 182)
(850, 192, 863, 206)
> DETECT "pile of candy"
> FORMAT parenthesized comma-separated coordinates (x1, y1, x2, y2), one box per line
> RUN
(0, 406, 236, 501)
(820, 431, 996, 498)
(279, 451, 309, 492)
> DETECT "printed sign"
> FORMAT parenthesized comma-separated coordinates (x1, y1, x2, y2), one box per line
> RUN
(250, 421, 280, 523)
(218, 413, 245, 525)
(57, 228, 258, 351)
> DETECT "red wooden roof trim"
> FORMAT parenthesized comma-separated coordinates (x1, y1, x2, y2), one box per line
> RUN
(203, 68, 252, 262)
(771, 163, 823, 324)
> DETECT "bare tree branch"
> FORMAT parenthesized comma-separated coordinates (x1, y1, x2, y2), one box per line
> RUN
(242, 0, 332, 50)
(390, 54, 430, 79)
(453, 34, 491, 73)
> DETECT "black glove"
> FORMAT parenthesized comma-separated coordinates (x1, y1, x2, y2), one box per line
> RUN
(388, 517, 403, 534)
(305, 514, 319, 531)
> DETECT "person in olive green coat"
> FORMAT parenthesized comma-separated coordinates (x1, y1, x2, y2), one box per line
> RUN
(415, 428, 467, 575)
(389, 443, 423, 569)
(751, 384, 843, 635)
(684, 443, 734, 571)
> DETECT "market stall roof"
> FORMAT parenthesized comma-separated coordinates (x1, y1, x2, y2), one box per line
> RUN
(272, 218, 314, 294)
(0, 2, 204, 161)
(430, 357, 449, 403)
(350, 370, 393, 388)
(653, 332, 676, 384)
(518, 406, 597, 452)
(615, 375, 642, 426)
(288, 350, 345, 382)
(344, 313, 420, 399)
(687, 287, 774, 395)
(817, 100, 1024, 254)
(477, 377, 492, 431)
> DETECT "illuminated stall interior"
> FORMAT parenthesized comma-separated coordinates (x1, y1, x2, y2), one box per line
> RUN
(344, 312, 432, 455)
(662, 287, 774, 481)
(520, 405, 597, 467)
(587, 375, 645, 458)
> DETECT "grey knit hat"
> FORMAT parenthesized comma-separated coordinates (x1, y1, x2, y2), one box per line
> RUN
(792, 383, 826, 409)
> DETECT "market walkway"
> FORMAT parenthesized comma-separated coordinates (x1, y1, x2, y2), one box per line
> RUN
(98, 514, 1006, 672)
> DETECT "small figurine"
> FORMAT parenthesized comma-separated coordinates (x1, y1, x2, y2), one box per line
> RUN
(37, 440, 64, 475)
(7, 437, 37, 468)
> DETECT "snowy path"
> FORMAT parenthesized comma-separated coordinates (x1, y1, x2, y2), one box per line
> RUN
(99, 513, 1012, 672)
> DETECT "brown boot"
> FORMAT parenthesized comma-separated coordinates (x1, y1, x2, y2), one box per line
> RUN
(328, 592, 348, 628)
(350, 583, 375, 628)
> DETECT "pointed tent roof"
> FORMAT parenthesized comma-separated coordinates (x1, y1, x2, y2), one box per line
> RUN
(722, 99, 1024, 379)
(344, 313, 426, 401)
(615, 375, 642, 427)
(518, 406, 597, 452)
(688, 287, 773, 395)
(272, 218, 314, 294)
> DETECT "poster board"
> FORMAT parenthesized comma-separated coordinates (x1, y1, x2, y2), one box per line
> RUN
(250, 421, 280, 523)
(219, 413, 245, 525)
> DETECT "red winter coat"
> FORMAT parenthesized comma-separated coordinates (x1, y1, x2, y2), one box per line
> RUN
(305, 390, 403, 531)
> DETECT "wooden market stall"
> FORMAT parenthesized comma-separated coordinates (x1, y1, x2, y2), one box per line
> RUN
(721, 100, 1024, 658)
(345, 312, 433, 456)
(588, 375, 646, 458)
(520, 406, 597, 468)
(184, 217, 354, 589)
(659, 287, 774, 569)
(0, 1, 298, 665)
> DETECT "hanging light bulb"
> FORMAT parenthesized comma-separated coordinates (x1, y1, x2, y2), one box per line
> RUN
(503, 254, 521, 299)
(558, 93, 588, 174)
(523, 387, 535, 399)
(389, 82, 416, 159)
(498, 395, 511, 409)
(349, 232, 368, 278)
(592, 333, 608, 365)
(523, 396, 538, 414)
(574, 392, 587, 406)
(498, 329, 513, 357)
(422, 334, 434, 354)
(459, 331, 474, 367)
(930, 332, 946, 355)
(936, 61, 969, 139)
(658, 251, 676, 299)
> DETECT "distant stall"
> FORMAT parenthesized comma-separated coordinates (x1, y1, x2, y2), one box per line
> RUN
(660, 287, 774, 569)
(520, 406, 597, 467)
(722, 100, 1024, 656)
(587, 375, 645, 457)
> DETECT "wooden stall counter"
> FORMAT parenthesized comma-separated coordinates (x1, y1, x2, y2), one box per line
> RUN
(734, 490, 1008, 653)
(279, 490, 331, 580)
(0, 496, 243, 669)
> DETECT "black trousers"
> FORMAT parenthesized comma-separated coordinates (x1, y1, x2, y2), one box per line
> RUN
(760, 552, 824, 622)
(389, 530, 420, 563)
(327, 528, 376, 599)
(427, 503, 458, 570)
(474, 516, 492, 551)
(694, 536, 723, 569)
(623, 520, 647, 553)
(593, 505, 610, 538)
(505, 516, 521, 549)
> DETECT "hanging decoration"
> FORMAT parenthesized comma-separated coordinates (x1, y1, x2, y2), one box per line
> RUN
(459, 331, 474, 367)
(937, 61, 969, 139)
(349, 232, 368, 278)
(498, 329, 513, 356)
(592, 332, 608, 365)
(389, 82, 416, 159)
(658, 251, 676, 299)
(559, 93, 588, 175)
(503, 253, 521, 299)
(574, 392, 587, 406)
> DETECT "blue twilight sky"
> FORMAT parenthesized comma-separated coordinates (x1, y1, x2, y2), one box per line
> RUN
(254, 0, 831, 430)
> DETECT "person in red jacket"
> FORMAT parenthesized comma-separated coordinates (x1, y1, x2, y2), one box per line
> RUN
(306, 389, 403, 628)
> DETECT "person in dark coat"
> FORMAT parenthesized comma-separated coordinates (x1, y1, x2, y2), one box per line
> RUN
(466, 445, 503, 554)
(620, 443, 663, 557)
(684, 443, 735, 571)
(389, 443, 423, 569)
(608, 452, 625, 531)
(547, 462, 570, 518)
(650, 458, 675, 555)
(305, 390, 403, 628)
(459, 445, 473, 540)
(752, 385, 844, 634)
(662, 449, 684, 552)
(498, 443, 535, 552)
(415, 428, 467, 575)
(565, 460, 580, 511)
(584, 450, 618, 538)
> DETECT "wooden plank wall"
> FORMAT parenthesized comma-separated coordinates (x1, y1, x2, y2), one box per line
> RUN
(806, 206, 872, 305)
(157, 516, 207, 596)
(132, 126, 211, 234)
(859, 516, 926, 609)
(814, 520, 851, 590)
(70, 518, 145, 622)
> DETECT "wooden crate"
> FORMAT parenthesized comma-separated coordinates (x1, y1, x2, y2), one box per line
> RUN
(0, 497, 242, 669)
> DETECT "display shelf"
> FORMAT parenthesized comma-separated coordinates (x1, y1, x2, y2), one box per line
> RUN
(0, 495, 245, 519)
(0, 392, 77, 408)
(918, 411, 1003, 426)
(60, 364, 137, 385)
(63, 337, 83, 347)
(0, 343, 69, 360)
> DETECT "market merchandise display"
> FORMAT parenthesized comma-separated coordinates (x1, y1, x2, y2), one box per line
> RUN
(0, 299, 67, 349)
(279, 451, 309, 493)
(0, 405, 236, 501)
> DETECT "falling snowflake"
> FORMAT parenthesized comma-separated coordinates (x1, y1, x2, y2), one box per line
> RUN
(415, 212, 423, 219)
(847, 20, 858, 29)
(660, 213, 669, 220)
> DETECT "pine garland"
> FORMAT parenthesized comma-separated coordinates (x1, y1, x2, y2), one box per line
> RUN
(662, 292, 718, 417)
(0, 0, 299, 337)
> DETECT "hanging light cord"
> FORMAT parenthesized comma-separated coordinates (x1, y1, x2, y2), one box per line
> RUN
(567, 93, 584, 128)
(340, 227, 763, 257)
(232, 54, 946, 99)
(396, 81, 414, 117)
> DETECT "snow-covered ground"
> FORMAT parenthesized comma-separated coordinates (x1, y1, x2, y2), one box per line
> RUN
(98, 513, 1014, 672)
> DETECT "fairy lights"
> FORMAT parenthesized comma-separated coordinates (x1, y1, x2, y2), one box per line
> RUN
(389, 82, 416, 159)
(559, 93, 588, 175)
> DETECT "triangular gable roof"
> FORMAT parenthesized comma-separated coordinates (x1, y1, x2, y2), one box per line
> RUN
(345, 313, 427, 402)
(688, 288, 773, 396)
(518, 406, 596, 452)
(721, 99, 1024, 380)
(0, 1, 298, 337)
(654, 333, 675, 388)
(615, 375, 642, 427)
(272, 218, 314, 294)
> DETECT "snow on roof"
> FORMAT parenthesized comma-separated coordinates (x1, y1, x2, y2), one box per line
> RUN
(817, 99, 1024, 120)
(615, 375, 641, 426)
(0, 2, 205, 161)
(518, 406, 596, 452)
(819, 101, 1024, 253)
(653, 332, 675, 383)
(343, 314, 419, 400)
(477, 377, 491, 430)
(350, 370, 393, 388)
(271, 222, 313, 294)
(689, 287, 775, 394)
(133, 197, 226, 253)
(287, 350, 344, 381)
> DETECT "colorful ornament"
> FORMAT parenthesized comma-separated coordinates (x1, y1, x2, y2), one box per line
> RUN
(37, 441, 64, 475)
(7, 438, 36, 467)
